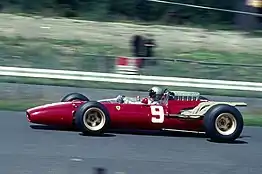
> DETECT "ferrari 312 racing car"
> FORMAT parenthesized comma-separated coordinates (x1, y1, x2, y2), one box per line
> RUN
(26, 87, 247, 142)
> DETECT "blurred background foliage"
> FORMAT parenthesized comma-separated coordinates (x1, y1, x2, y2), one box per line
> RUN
(0, 0, 239, 26)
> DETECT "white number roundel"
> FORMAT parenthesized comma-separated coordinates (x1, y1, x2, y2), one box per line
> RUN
(150, 106, 164, 123)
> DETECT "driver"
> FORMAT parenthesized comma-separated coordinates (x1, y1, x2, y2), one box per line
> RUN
(117, 86, 165, 104)
(141, 86, 165, 104)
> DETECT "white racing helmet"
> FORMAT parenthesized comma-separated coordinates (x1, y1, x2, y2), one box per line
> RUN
(148, 86, 164, 101)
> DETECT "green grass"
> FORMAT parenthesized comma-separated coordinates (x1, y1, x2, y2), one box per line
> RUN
(1, 36, 262, 82)
(0, 100, 43, 111)
(2, 76, 262, 98)
(1, 36, 262, 98)
(244, 117, 262, 127)
(1, 14, 262, 97)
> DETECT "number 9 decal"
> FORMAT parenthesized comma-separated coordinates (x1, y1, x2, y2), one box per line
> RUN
(150, 106, 164, 123)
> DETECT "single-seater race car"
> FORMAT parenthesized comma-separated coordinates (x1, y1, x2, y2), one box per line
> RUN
(26, 87, 247, 142)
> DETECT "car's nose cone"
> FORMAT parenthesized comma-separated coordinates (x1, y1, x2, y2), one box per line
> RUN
(26, 102, 76, 126)
(26, 105, 48, 123)
(26, 111, 31, 122)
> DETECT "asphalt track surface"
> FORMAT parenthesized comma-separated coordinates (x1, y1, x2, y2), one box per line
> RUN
(1, 110, 262, 174)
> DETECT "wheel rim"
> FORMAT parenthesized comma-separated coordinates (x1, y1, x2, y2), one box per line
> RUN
(83, 107, 106, 131)
(215, 113, 237, 136)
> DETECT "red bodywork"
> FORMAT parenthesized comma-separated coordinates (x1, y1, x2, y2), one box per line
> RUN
(26, 97, 206, 132)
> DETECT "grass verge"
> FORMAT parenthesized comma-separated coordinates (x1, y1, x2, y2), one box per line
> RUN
(244, 117, 262, 127)
(2, 76, 262, 98)
(1, 14, 262, 98)
(1, 13, 262, 55)
(0, 36, 262, 99)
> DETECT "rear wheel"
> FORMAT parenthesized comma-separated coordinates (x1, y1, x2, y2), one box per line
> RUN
(75, 101, 110, 135)
(61, 93, 89, 102)
(203, 104, 243, 142)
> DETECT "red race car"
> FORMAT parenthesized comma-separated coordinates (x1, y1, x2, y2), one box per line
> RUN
(26, 87, 247, 142)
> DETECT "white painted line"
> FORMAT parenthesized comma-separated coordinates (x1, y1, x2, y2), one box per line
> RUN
(0, 66, 262, 91)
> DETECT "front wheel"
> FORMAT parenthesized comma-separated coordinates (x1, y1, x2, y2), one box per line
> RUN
(74, 101, 110, 135)
(203, 104, 244, 142)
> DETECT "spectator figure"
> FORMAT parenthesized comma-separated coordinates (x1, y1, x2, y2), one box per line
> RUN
(143, 33, 157, 66)
(144, 34, 156, 57)
(130, 34, 145, 57)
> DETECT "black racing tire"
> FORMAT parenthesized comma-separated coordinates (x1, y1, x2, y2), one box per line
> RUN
(74, 101, 110, 135)
(203, 104, 244, 142)
(61, 93, 90, 102)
